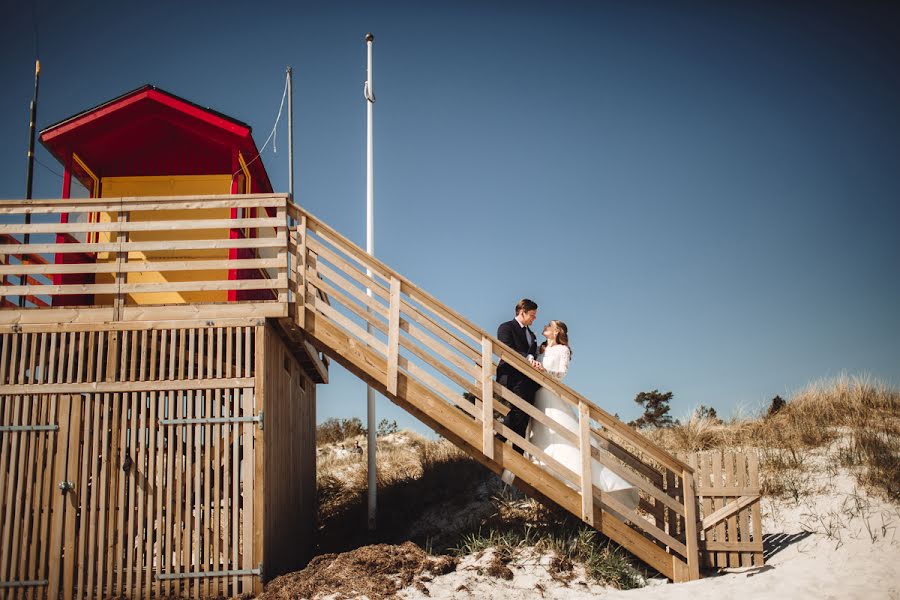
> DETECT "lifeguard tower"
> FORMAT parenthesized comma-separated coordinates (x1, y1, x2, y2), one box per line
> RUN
(40, 85, 278, 307)
(0, 85, 763, 599)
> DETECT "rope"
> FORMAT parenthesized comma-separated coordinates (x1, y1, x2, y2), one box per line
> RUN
(232, 72, 289, 184)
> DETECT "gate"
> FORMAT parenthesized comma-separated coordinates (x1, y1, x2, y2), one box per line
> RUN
(0, 327, 263, 599)
(690, 449, 764, 568)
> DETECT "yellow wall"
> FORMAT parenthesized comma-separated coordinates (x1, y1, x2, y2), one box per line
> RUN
(96, 175, 234, 305)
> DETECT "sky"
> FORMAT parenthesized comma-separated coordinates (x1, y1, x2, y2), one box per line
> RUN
(1, 1, 898, 435)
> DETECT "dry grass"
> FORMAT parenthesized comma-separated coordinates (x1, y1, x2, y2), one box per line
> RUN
(645, 374, 900, 502)
(316, 432, 489, 555)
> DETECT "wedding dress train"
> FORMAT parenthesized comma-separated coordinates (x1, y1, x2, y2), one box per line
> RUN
(526, 344, 640, 512)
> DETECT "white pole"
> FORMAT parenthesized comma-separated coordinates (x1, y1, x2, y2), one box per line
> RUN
(364, 32, 377, 532)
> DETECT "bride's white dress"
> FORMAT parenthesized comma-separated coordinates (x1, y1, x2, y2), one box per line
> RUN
(527, 344, 640, 512)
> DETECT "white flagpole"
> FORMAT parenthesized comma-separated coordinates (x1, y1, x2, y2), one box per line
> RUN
(364, 32, 377, 532)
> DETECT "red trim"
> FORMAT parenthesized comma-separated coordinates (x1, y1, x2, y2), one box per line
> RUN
(41, 89, 250, 143)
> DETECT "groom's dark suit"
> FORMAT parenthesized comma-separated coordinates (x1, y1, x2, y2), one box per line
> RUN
(496, 318, 539, 451)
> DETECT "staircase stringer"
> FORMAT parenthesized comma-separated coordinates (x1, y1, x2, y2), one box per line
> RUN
(301, 308, 687, 581)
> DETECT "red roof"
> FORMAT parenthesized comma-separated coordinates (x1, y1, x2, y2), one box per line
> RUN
(40, 85, 273, 192)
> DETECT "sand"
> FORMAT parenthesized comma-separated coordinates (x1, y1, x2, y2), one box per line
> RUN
(397, 453, 900, 600)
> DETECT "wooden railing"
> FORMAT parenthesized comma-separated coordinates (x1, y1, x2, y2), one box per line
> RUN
(0, 194, 290, 323)
(287, 202, 701, 582)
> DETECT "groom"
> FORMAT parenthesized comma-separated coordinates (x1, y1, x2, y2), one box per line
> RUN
(496, 298, 543, 454)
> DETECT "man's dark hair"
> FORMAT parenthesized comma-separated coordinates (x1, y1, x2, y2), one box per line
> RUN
(515, 298, 538, 316)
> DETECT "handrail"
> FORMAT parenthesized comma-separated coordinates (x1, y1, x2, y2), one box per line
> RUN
(289, 199, 700, 578)
(289, 202, 692, 474)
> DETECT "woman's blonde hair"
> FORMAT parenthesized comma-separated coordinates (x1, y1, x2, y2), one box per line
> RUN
(551, 320, 572, 357)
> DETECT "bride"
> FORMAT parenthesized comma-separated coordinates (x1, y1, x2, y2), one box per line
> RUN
(521, 320, 640, 512)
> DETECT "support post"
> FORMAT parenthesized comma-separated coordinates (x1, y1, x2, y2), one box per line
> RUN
(682, 469, 701, 580)
(481, 337, 493, 460)
(578, 401, 594, 525)
(386, 277, 400, 395)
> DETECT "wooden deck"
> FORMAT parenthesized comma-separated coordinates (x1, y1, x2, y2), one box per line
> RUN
(0, 193, 766, 589)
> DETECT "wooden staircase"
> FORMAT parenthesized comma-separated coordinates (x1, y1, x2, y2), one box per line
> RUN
(283, 201, 702, 582)
(0, 193, 763, 583)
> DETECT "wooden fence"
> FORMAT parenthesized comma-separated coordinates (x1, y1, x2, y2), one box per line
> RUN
(690, 449, 764, 568)
(0, 324, 268, 599)
(0, 194, 289, 322)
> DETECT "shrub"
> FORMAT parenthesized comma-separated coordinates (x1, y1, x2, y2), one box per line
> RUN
(317, 417, 367, 445)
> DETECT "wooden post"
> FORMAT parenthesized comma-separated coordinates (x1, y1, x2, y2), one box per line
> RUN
(252, 325, 265, 594)
(113, 211, 129, 321)
(277, 204, 288, 305)
(386, 277, 400, 395)
(480, 337, 493, 460)
(682, 469, 701, 581)
(296, 216, 307, 328)
(578, 401, 594, 526)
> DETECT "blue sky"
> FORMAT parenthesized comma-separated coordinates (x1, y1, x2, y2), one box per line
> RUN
(2, 1, 898, 434)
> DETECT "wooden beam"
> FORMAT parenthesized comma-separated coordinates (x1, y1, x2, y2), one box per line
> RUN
(578, 401, 594, 526)
(682, 469, 701, 581)
(481, 337, 494, 460)
(386, 277, 401, 395)
(0, 377, 254, 395)
(701, 495, 759, 532)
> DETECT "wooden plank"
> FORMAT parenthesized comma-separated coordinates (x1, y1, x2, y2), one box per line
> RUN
(305, 240, 390, 302)
(204, 330, 214, 598)
(480, 337, 494, 460)
(103, 334, 121, 596)
(0, 317, 264, 335)
(0, 377, 255, 395)
(386, 278, 401, 395)
(306, 267, 389, 334)
(234, 330, 245, 595)
(578, 401, 594, 526)
(310, 294, 387, 354)
(1, 334, 29, 589)
(682, 469, 701, 581)
(61, 393, 83, 600)
(725, 451, 739, 567)
(0, 303, 284, 327)
(0, 216, 283, 235)
(398, 313, 481, 379)
(711, 451, 725, 568)
(240, 331, 253, 593)
(35, 336, 59, 600)
(0, 235, 284, 256)
(22, 334, 47, 597)
(252, 326, 265, 596)
(0, 277, 286, 296)
(397, 299, 481, 369)
(212, 327, 224, 598)
(0, 194, 286, 213)
(0, 335, 16, 559)
(84, 388, 102, 600)
(47, 395, 72, 600)
(167, 332, 180, 598)
(699, 540, 764, 552)
(0, 257, 284, 277)
(701, 495, 760, 532)
(747, 451, 763, 566)
(113, 334, 129, 596)
(296, 217, 308, 328)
